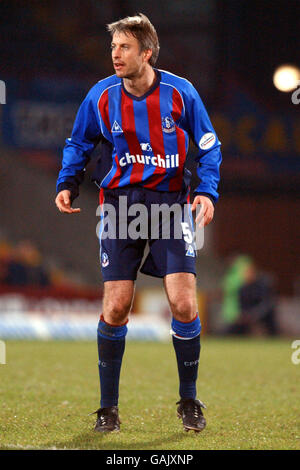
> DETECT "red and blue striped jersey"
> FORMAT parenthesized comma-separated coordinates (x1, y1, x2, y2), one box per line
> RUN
(56, 69, 222, 201)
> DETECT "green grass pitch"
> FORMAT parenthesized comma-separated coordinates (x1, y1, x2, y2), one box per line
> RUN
(0, 338, 299, 450)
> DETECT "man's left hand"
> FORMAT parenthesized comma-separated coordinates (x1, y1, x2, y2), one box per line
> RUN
(191, 195, 214, 227)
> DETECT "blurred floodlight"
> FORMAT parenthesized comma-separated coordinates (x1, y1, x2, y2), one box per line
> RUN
(273, 65, 300, 92)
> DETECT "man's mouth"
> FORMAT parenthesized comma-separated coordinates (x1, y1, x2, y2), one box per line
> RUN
(114, 62, 125, 70)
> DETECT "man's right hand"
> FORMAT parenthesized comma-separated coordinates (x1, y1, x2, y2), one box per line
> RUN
(55, 190, 81, 214)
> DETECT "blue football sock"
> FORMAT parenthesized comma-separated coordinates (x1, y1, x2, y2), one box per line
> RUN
(97, 316, 127, 408)
(171, 315, 201, 399)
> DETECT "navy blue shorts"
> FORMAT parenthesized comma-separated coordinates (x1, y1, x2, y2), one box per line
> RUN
(98, 186, 196, 281)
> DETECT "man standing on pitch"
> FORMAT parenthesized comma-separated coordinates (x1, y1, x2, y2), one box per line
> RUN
(55, 14, 222, 433)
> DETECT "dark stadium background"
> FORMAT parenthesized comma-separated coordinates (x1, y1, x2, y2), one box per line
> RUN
(0, 0, 299, 338)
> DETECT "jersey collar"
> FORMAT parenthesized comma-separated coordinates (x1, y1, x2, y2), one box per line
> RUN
(121, 69, 161, 101)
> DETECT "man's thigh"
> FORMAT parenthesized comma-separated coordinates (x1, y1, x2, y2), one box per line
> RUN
(100, 236, 146, 281)
(140, 236, 196, 278)
(140, 190, 196, 279)
(99, 188, 147, 281)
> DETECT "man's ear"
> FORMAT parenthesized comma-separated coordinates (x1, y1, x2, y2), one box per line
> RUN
(143, 49, 153, 63)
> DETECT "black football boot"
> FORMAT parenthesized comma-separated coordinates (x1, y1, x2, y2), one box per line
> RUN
(176, 398, 206, 433)
(92, 406, 121, 432)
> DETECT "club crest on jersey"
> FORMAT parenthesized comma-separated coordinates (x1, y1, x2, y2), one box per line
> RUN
(101, 252, 109, 267)
(162, 115, 176, 134)
(111, 120, 123, 133)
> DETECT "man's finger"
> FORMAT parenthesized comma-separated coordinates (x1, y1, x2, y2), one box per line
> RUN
(195, 204, 207, 224)
(191, 200, 197, 212)
(60, 207, 81, 214)
(201, 209, 214, 227)
(196, 205, 214, 227)
(60, 207, 72, 214)
(56, 199, 80, 214)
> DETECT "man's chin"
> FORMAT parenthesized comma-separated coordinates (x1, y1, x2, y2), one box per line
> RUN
(114, 68, 136, 80)
(114, 69, 127, 78)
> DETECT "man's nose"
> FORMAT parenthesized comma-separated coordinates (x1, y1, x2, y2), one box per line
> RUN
(112, 46, 121, 58)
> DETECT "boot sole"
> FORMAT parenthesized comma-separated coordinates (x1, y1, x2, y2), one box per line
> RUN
(177, 412, 206, 433)
(94, 427, 120, 433)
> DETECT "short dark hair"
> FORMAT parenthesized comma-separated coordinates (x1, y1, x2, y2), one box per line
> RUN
(107, 13, 160, 66)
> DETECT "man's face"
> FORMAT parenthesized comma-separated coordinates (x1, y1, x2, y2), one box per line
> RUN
(111, 31, 148, 78)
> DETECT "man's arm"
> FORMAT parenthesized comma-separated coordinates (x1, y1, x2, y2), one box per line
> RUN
(55, 88, 102, 214)
(184, 84, 222, 227)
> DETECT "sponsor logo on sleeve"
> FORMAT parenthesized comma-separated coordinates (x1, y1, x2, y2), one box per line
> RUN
(199, 132, 216, 150)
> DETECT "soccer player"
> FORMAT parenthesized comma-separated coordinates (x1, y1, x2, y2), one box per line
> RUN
(55, 13, 222, 433)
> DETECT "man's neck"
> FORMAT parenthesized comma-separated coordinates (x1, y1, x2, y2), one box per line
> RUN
(123, 67, 157, 97)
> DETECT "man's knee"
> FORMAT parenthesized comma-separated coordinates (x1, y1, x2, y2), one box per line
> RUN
(103, 294, 132, 324)
(102, 281, 134, 324)
(169, 296, 197, 322)
(104, 299, 131, 323)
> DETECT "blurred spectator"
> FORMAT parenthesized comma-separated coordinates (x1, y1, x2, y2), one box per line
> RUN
(4, 240, 49, 287)
(222, 256, 278, 336)
(0, 237, 92, 290)
(220, 255, 253, 325)
(237, 262, 278, 335)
